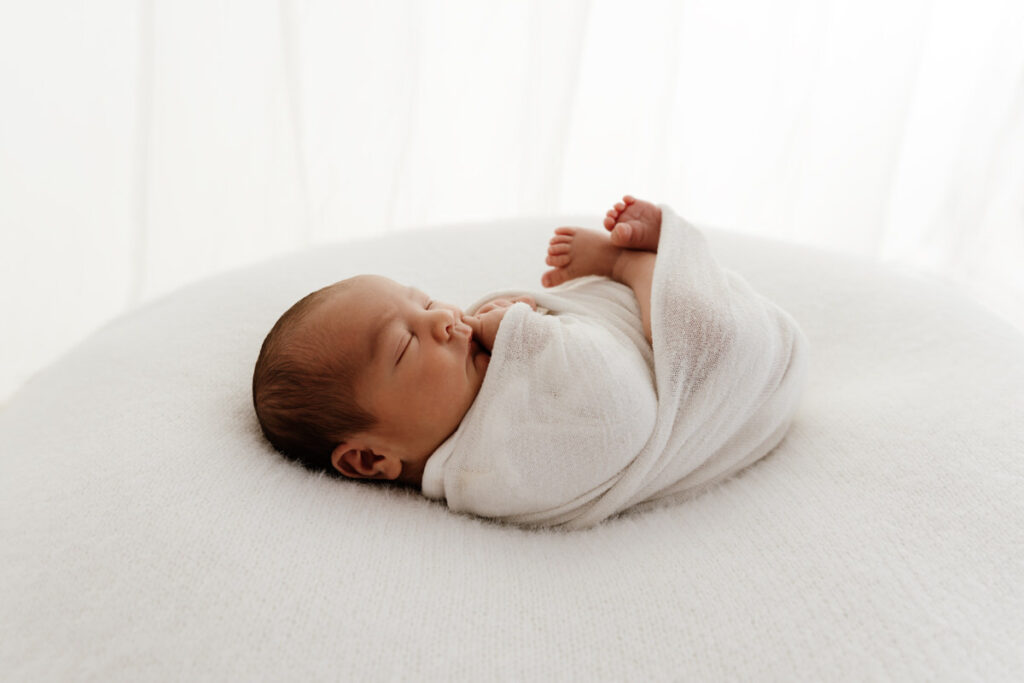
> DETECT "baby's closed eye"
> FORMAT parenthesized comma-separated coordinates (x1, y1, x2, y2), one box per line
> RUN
(397, 299, 438, 363)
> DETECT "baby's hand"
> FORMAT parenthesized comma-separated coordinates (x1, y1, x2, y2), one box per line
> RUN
(464, 296, 536, 351)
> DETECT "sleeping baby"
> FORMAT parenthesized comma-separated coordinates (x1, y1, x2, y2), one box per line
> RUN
(252, 195, 809, 529)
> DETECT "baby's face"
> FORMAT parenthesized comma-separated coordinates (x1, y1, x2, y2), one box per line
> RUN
(313, 275, 489, 476)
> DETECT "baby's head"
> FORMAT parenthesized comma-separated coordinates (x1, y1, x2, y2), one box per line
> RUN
(252, 274, 489, 487)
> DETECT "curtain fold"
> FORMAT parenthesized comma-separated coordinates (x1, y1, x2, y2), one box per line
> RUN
(1, 0, 1022, 402)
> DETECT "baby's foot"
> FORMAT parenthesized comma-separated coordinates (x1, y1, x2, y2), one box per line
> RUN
(541, 227, 624, 288)
(603, 194, 662, 252)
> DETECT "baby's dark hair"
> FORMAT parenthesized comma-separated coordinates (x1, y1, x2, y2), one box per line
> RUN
(252, 280, 376, 477)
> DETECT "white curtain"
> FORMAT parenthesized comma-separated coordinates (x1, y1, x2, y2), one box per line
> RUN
(2, 0, 1022, 403)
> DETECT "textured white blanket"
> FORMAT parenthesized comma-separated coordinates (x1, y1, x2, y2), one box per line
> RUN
(5, 214, 1023, 679)
(422, 206, 810, 528)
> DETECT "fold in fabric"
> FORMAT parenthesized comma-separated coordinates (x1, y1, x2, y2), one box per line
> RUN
(421, 206, 810, 529)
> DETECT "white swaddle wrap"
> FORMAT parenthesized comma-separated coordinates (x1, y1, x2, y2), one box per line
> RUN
(421, 206, 810, 529)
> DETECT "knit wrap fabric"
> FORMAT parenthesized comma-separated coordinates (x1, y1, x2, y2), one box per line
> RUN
(422, 206, 810, 528)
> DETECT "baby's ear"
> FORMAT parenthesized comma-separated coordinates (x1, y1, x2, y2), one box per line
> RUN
(330, 443, 369, 478)
(330, 442, 400, 480)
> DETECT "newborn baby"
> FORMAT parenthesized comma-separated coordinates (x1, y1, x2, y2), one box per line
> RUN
(253, 195, 808, 529)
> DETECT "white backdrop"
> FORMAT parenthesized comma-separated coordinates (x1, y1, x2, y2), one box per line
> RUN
(1, 0, 1022, 403)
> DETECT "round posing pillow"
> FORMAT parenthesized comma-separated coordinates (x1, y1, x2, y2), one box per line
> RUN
(2, 216, 1022, 680)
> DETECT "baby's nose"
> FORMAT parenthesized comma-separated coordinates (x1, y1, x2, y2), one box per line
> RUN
(432, 309, 468, 339)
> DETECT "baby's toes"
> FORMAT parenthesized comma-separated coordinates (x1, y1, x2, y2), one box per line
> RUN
(546, 243, 572, 265)
(609, 222, 635, 247)
(545, 252, 572, 267)
(553, 226, 577, 238)
(542, 268, 570, 288)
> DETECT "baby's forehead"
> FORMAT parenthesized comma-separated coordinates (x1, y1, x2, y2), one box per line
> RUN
(347, 276, 434, 313)
(343, 274, 412, 305)
(310, 276, 408, 355)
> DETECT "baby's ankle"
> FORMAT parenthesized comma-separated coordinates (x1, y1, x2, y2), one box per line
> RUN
(610, 248, 631, 283)
(612, 249, 655, 286)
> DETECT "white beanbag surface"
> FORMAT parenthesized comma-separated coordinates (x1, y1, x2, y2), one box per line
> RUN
(2, 217, 1023, 680)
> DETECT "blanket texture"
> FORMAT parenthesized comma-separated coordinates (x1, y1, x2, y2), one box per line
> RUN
(422, 207, 809, 528)
(3, 216, 1023, 680)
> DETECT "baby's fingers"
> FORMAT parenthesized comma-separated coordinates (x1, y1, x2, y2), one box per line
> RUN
(476, 298, 512, 315)
(463, 314, 482, 338)
(464, 311, 501, 351)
